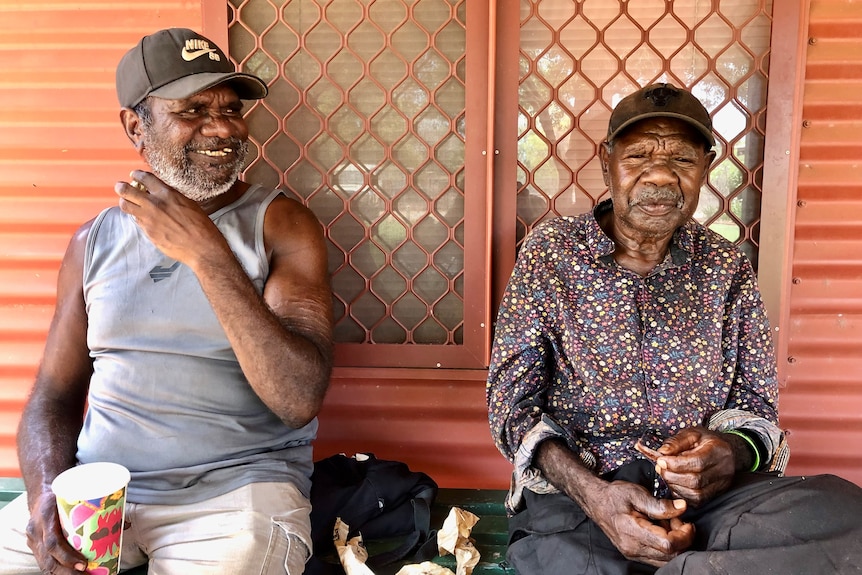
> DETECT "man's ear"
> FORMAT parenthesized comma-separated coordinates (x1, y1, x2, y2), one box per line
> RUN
(599, 140, 611, 186)
(119, 108, 145, 153)
(705, 149, 717, 167)
(702, 149, 717, 185)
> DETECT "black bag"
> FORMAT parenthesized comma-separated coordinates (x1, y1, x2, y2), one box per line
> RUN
(305, 453, 439, 575)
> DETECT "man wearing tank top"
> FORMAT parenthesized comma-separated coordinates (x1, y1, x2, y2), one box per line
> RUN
(0, 28, 333, 575)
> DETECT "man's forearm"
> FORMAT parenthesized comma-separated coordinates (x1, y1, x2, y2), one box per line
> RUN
(193, 255, 332, 428)
(535, 438, 606, 513)
(17, 397, 84, 509)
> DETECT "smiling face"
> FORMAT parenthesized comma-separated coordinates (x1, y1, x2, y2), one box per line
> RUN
(136, 83, 250, 202)
(600, 117, 715, 244)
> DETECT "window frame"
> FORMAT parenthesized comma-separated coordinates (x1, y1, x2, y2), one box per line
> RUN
(204, 0, 801, 376)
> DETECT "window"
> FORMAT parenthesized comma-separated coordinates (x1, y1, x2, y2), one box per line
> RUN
(221, 0, 774, 368)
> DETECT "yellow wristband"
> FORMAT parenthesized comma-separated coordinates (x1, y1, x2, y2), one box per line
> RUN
(725, 429, 761, 472)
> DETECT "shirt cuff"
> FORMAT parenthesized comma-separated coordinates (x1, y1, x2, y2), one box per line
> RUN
(506, 414, 596, 514)
(707, 409, 789, 474)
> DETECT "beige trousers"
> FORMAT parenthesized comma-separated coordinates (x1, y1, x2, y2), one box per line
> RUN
(0, 481, 311, 575)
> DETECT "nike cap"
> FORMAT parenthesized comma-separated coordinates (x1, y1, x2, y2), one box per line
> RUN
(116, 28, 268, 109)
(607, 83, 714, 147)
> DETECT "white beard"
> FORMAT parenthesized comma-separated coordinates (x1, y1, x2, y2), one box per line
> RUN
(143, 130, 249, 202)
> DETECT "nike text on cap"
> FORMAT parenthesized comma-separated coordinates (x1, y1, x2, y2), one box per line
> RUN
(116, 28, 268, 109)
(607, 83, 715, 147)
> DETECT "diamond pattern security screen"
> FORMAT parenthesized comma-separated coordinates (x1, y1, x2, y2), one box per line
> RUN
(220, 0, 772, 366)
(227, 0, 469, 350)
(517, 0, 773, 268)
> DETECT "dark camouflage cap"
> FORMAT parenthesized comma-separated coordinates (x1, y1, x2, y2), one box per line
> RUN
(607, 83, 714, 147)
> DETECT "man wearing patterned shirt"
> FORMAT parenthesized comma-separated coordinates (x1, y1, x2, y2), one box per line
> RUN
(487, 83, 862, 574)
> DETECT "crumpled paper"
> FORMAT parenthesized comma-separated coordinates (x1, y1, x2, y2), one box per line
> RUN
(334, 517, 375, 575)
(395, 562, 455, 575)
(396, 507, 480, 575)
(436, 507, 480, 575)
(337, 507, 481, 575)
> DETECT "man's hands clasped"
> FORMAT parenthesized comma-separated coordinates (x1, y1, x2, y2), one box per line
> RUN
(636, 426, 738, 508)
(582, 426, 741, 566)
(581, 477, 694, 567)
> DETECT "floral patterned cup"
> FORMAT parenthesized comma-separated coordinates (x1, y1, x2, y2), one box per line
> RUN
(51, 462, 130, 575)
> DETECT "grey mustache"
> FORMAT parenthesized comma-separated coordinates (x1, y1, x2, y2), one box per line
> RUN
(632, 186, 682, 208)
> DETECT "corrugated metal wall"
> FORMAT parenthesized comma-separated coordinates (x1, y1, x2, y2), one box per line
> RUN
(2, 0, 861, 489)
(0, 0, 508, 488)
(316, 369, 510, 488)
(0, 1, 201, 477)
(781, 0, 862, 484)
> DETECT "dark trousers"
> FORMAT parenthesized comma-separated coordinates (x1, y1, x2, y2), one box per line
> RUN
(507, 461, 862, 575)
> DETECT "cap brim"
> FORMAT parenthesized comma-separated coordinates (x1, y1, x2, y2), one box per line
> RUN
(609, 112, 715, 146)
(149, 72, 268, 101)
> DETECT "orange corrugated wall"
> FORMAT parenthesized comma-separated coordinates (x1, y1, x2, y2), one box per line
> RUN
(3, 0, 862, 489)
(781, 0, 862, 485)
(0, 0, 511, 489)
(0, 1, 201, 476)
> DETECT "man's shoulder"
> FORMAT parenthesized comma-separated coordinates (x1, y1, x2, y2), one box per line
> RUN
(682, 220, 753, 268)
(257, 187, 327, 255)
(528, 213, 590, 242)
(265, 190, 322, 225)
(684, 219, 740, 250)
(236, 183, 316, 222)
(515, 215, 602, 270)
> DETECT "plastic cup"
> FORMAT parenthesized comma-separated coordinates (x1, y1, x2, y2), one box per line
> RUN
(51, 462, 130, 575)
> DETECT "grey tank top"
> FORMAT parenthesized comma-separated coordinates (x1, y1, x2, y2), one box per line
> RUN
(78, 184, 316, 505)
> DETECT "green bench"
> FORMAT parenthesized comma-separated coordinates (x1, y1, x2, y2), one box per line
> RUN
(0, 477, 23, 509)
(0, 478, 511, 574)
(392, 487, 510, 574)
